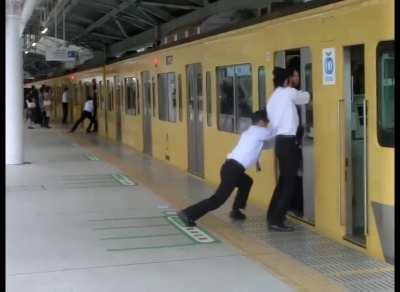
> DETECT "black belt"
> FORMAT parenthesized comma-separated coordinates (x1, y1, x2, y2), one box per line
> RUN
(276, 134, 296, 138)
(225, 159, 245, 171)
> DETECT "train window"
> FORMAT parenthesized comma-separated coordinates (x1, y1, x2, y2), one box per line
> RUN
(258, 66, 266, 110)
(107, 80, 114, 111)
(178, 74, 183, 122)
(206, 71, 212, 127)
(136, 79, 140, 115)
(152, 77, 156, 117)
(377, 41, 394, 147)
(125, 77, 139, 115)
(216, 64, 252, 133)
(99, 81, 104, 110)
(157, 72, 177, 122)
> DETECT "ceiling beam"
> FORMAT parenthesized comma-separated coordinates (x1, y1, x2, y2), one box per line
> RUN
(140, 6, 174, 22)
(73, 0, 140, 42)
(108, 0, 275, 57)
(91, 32, 125, 41)
(140, 1, 199, 10)
(114, 19, 128, 38)
(118, 17, 148, 30)
(185, 0, 204, 6)
(119, 14, 153, 28)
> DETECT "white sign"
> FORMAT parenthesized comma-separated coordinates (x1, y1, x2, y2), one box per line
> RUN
(322, 48, 336, 85)
(45, 47, 77, 62)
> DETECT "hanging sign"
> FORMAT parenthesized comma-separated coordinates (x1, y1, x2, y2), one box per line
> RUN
(45, 47, 77, 62)
(322, 48, 336, 85)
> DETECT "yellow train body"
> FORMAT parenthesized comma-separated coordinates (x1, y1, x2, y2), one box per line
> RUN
(26, 0, 394, 262)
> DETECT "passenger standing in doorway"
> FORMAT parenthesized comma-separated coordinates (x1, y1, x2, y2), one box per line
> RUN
(178, 110, 276, 227)
(288, 66, 305, 217)
(62, 86, 69, 124)
(266, 67, 310, 232)
(69, 96, 95, 133)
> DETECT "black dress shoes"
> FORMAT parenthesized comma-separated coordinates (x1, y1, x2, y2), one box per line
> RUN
(229, 209, 247, 220)
(268, 223, 295, 232)
(177, 211, 197, 227)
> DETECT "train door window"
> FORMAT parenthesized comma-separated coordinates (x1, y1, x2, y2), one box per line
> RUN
(99, 81, 104, 110)
(157, 72, 177, 122)
(178, 74, 183, 122)
(258, 66, 266, 110)
(377, 41, 394, 147)
(125, 77, 138, 115)
(216, 63, 252, 133)
(206, 71, 212, 127)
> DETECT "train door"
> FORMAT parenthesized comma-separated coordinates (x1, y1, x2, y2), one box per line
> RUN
(186, 63, 204, 178)
(274, 48, 315, 224)
(115, 76, 122, 142)
(343, 45, 367, 245)
(141, 71, 153, 156)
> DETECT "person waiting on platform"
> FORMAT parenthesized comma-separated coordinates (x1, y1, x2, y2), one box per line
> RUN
(266, 67, 310, 232)
(69, 96, 95, 133)
(25, 93, 36, 129)
(62, 86, 69, 124)
(41, 87, 52, 128)
(178, 110, 276, 227)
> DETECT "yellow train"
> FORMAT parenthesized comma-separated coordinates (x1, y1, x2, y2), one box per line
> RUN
(26, 0, 394, 263)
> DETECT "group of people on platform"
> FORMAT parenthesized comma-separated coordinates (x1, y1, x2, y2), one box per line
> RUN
(25, 85, 53, 129)
(178, 66, 310, 232)
(25, 79, 98, 134)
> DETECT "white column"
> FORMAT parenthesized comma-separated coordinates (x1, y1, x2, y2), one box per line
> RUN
(6, 10, 24, 164)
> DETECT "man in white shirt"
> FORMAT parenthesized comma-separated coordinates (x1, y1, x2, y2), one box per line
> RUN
(266, 67, 310, 232)
(69, 96, 95, 133)
(178, 110, 276, 227)
(62, 86, 69, 124)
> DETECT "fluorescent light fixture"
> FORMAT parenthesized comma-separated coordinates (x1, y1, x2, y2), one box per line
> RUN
(32, 42, 37, 47)
(137, 47, 145, 53)
(41, 27, 48, 34)
(24, 51, 29, 54)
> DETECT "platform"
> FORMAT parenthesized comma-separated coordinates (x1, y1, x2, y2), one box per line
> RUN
(6, 127, 394, 292)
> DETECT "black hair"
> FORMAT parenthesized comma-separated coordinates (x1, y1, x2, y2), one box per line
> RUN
(286, 66, 299, 78)
(87, 95, 92, 100)
(251, 110, 269, 125)
(273, 67, 287, 88)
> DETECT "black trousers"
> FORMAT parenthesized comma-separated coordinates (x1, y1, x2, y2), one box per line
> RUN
(183, 159, 253, 221)
(62, 103, 68, 124)
(267, 136, 301, 225)
(71, 111, 94, 133)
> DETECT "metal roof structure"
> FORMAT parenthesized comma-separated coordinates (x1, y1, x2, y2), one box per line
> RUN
(21, 0, 319, 79)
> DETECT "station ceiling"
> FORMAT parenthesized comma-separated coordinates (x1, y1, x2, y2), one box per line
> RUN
(22, 0, 318, 79)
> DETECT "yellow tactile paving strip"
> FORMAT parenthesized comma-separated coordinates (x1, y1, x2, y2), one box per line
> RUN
(64, 130, 345, 292)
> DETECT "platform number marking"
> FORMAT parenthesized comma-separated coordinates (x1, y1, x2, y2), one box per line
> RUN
(322, 48, 336, 85)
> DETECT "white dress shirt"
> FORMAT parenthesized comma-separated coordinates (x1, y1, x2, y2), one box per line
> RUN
(84, 100, 94, 113)
(227, 125, 276, 170)
(267, 87, 310, 136)
(62, 91, 68, 103)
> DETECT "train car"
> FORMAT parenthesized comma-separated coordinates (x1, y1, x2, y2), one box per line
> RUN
(25, 0, 394, 263)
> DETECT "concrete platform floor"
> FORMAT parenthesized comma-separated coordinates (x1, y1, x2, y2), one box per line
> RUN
(6, 127, 394, 292)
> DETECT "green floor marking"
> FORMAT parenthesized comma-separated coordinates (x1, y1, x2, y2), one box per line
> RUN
(86, 154, 99, 161)
(107, 242, 197, 252)
(167, 216, 219, 244)
(112, 173, 137, 186)
(101, 233, 183, 240)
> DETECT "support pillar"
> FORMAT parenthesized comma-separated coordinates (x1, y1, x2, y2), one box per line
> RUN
(6, 1, 24, 165)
